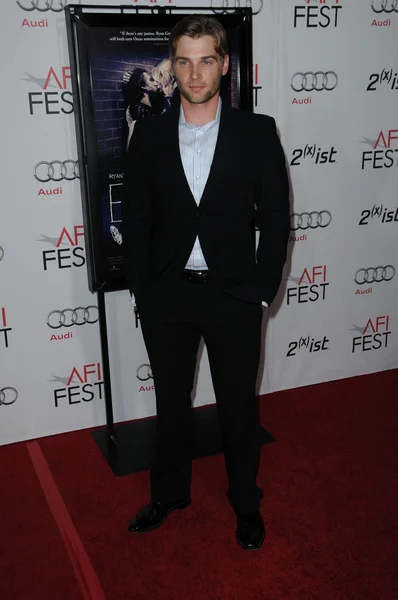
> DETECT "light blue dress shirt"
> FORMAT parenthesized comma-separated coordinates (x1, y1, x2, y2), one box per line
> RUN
(180, 98, 222, 270)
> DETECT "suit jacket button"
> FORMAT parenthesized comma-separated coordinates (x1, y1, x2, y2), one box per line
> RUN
(196, 212, 204, 219)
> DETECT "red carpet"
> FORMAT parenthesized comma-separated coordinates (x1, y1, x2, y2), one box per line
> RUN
(2, 370, 398, 600)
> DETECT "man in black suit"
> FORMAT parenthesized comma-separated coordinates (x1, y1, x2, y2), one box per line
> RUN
(123, 14, 290, 550)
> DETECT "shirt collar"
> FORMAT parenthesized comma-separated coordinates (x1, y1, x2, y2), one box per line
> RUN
(179, 97, 222, 131)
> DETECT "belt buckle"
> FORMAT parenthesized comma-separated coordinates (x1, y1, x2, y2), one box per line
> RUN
(185, 269, 208, 283)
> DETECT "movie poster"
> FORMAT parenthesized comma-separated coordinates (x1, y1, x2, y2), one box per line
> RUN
(67, 11, 251, 292)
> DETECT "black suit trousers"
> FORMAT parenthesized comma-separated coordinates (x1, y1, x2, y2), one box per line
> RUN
(138, 277, 264, 515)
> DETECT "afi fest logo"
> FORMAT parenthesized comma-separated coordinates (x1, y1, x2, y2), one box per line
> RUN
(47, 306, 99, 342)
(18, 0, 80, 28)
(34, 160, 79, 197)
(0, 308, 12, 349)
(286, 333, 330, 357)
(290, 143, 338, 166)
(289, 210, 332, 243)
(367, 68, 398, 91)
(360, 128, 398, 170)
(291, 70, 338, 105)
(371, 0, 397, 27)
(287, 265, 329, 305)
(294, 0, 343, 28)
(38, 225, 85, 271)
(351, 315, 391, 353)
(137, 364, 155, 393)
(22, 66, 73, 115)
(354, 265, 395, 297)
(50, 363, 104, 408)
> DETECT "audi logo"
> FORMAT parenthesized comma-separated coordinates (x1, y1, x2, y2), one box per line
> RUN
(210, 0, 264, 15)
(291, 211, 332, 231)
(371, 0, 398, 13)
(137, 364, 153, 381)
(47, 306, 99, 329)
(291, 71, 339, 92)
(0, 387, 18, 406)
(354, 266, 395, 285)
(0, 246, 4, 262)
(16, 0, 78, 11)
(210, 0, 263, 15)
(34, 161, 79, 183)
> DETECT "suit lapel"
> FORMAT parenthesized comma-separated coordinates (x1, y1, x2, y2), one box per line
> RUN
(167, 107, 198, 209)
(198, 103, 234, 209)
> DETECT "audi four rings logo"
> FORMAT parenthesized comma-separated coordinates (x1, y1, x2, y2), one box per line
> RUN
(291, 211, 332, 231)
(371, 0, 398, 13)
(291, 71, 338, 92)
(0, 388, 18, 406)
(137, 364, 153, 381)
(355, 266, 395, 285)
(47, 306, 99, 329)
(0, 246, 4, 262)
(16, 0, 77, 11)
(34, 161, 79, 182)
(210, 0, 263, 15)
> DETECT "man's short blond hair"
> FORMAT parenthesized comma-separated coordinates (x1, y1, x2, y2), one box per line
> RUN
(168, 14, 228, 60)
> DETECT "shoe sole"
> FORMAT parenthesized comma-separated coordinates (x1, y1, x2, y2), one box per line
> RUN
(128, 499, 191, 533)
(236, 529, 266, 550)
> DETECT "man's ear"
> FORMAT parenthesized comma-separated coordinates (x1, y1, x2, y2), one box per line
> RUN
(222, 54, 230, 76)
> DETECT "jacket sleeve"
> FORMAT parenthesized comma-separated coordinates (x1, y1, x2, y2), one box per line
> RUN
(226, 116, 290, 306)
(122, 120, 153, 296)
(255, 117, 290, 305)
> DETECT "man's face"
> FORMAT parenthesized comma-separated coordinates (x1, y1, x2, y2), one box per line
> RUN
(143, 71, 161, 93)
(172, 35, 229, 105)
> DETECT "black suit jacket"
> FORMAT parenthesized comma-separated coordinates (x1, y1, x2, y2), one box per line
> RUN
(123, 102, 290, 308)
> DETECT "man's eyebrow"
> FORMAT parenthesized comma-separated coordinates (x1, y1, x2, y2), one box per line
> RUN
(174, 55, 218, 61)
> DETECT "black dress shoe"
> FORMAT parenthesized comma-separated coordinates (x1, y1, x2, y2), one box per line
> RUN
(236, 510, 265, 550)
(127, 498, 191, 533)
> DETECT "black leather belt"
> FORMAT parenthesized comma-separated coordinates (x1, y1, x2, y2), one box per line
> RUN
(182, 269, 209, 283)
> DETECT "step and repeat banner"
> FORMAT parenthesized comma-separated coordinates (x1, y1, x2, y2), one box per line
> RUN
(0, 0, 397, 445)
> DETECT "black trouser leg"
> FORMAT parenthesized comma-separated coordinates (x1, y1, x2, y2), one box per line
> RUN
(202, 304, 263, 514)
(139, 316, 201, 502)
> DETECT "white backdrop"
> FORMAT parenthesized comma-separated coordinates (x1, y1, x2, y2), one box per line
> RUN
(1, 0, 397, 445)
